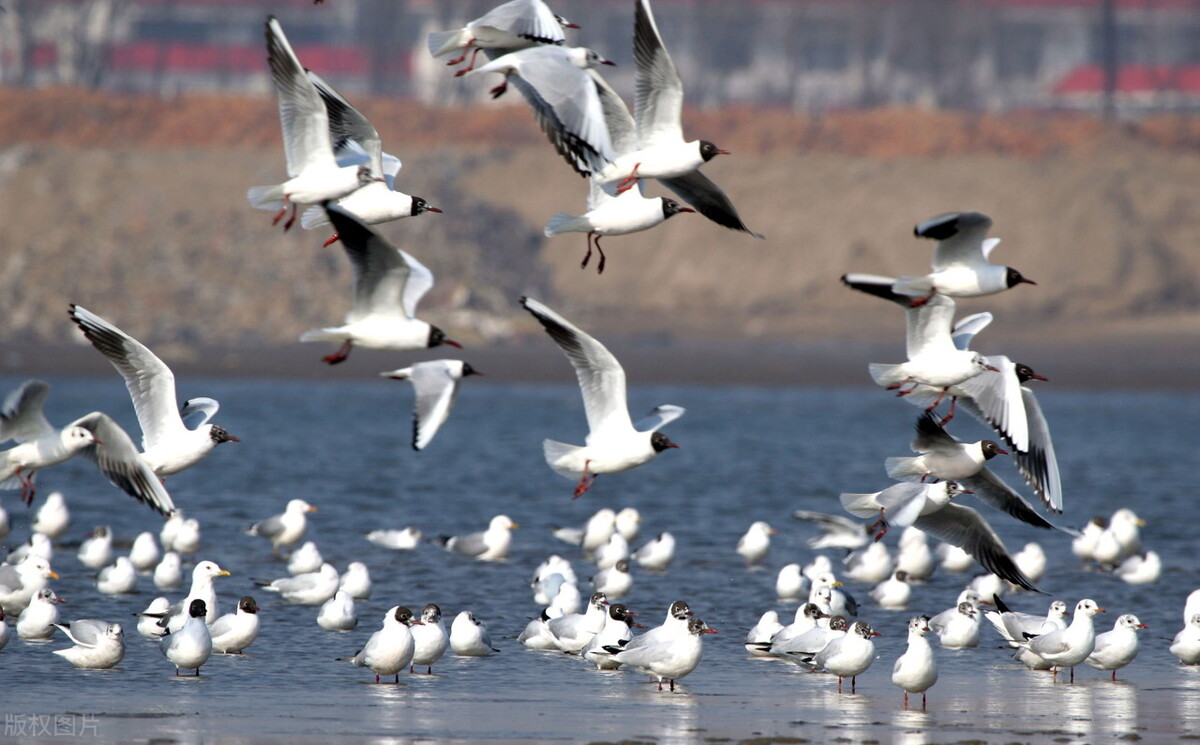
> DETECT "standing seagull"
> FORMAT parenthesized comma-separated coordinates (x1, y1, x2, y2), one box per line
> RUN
(340, 606, 421, 684)
(160, 599, 212, 676)
(53, 620, 125, 670)
(0, 380, 175, 514)
(605, 616, 716, 691)
(428, 0, 578, 75)
(520, 297, 682, 498)
(301, 205, 460, 365)
(842, 211, 1035, 303)
(68, 305, 239, 478)
(892, 616, 938, 709)
(246, 16, 378, 230)
(246, 498, 318, 553)
(1021, 598, 1105, 682)
(438, 514, 518, 561)
(298, 71, 441, 244)
(381, 360, 480, 451)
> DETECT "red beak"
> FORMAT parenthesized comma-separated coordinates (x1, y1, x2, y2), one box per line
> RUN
(426, 206, 443, 214)
(443, 339, 463, 349)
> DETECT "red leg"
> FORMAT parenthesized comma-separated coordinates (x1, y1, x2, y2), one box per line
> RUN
(18, 468, 36, 506)
(446, 39, 475, 67)
(903, 692, 909, 709)
(375, 674, 381, 684)
(614, 164, 641, 194)
(869, 509, 889, 542)
(837, 676, 843, 693)
(322, 232, 340, 247)
(573, 461, 595, 499)
(908, 292, 934, 308)
(283, 203, 298, 231)
(321, 340, 353, 365)
(924, 387, 947, 411)
(454, 46, 485, 77)
(657, 680, 663, 691)
(1111, 669, 1117, 681)
(272, 196, 291, 226)
(487, 80, 509, 98)
(938, 396, 958, 426)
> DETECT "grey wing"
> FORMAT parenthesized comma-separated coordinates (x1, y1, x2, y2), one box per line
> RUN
(924, 212, 994, 271)
(873, 483, 933, 527)
(71, 412, 177, 517)
(0, 379, 55, 443)
(633, 0, 684, 146)
(265, 17, 334, 177)
(951, 312, 993, 351)
(324, 205, 411, 323)
(520, 297, 631, 440)
(927, 607, 955, 632)
(954, 357, 1029, 452)
(504, 49, 614, 175)
(447, 531, 488, 557)
(68, 305, 185, 453)
(1012, 387, 1063, 513)
(208, 613, 236, 639)
(308, 70, 384, 177)
(915, 503, 1039, 591)
(792, 510, 868, 549)
(0, 564, 22, 593)
(180, 397, 220, 430)
(589, 68, 638, 156)
(250, 514, 286, 540)
(56, 619, 109, 647)
(479, 0, 564, 43)
(657, 171, 763, 237)
(397, 250, 435, 320)
(632, 404, 685, 433)
(904, 292, 959, 359)
(409, 362, 461, 451)
(910, 412, 960, 454)
(958, 468, 1059, 533)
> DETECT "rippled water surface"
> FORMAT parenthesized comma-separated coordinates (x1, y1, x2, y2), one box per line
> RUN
(2, 376, 1198, 743)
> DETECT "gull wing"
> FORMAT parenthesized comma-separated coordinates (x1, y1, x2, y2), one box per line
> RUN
(71, 412, 176, 517)
(632, 404, 684, 433)
(954, 356, 1030, 452)
(959, 467, 1057, 532)
(905, 291, 959, 359)
(180, 397, 220, 431)
(915, 503, 1038, 591)
(68, 304, 187, 453)
(633, 0, 685, 146)
(477, 0, 566, 44)
(54, 619, 111, 647)
(446, 531, 488, 557)
(0, 379, 55, 443)
(521, 297, 632, 441)
(406, 361, 463, 451)
(308, 70, 384, 178)
(873, 482, 935, 527)
(914, 211, 994, 272)
(910, 412, 961, 455)
(951, 311, 993, 351)
(1013, 387, 1063, 512)
(657, 171, 763, 238)
(265, 16, 337, 177)
(324, 205, 418, 323)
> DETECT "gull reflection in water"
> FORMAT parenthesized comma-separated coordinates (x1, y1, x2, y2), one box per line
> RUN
(890, 708, 933, 745)
(1090, 678, 1137, 735)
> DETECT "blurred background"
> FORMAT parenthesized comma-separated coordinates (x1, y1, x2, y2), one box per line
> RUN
(0, 0, 1196, 385)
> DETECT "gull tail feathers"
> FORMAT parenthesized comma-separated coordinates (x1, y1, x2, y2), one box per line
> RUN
(299, 205, 330, 230)
(544, 214, 589, 237)
(427, 29, 466, 58)
(868, 363, 906, 387)
(839, 492, 881, 520)
(884, 457, 923, 481)
(247, 184, 285, 210)
(299, 328, 350, 344)
(543, 439, 584, 479)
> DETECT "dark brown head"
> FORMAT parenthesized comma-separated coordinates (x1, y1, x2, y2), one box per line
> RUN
(651, 431, 679, 453)
(210, 425, 240, 444)
(698, 140, 727, 162)
(239, 596, 259, 614)
(394, 606, 418, 626)
(411, 197, 442, 216)
(614, 559, 629, 573)
(829, 615, 849, 631)
(609, 603, 636, 623)
(661, 198, 695, 220)
(590, 592, 608, 609)
(670, 600, 692, 620)
(461, 362, 481, 377)
(1015, 363, 1048, 384)
(980, 440, 1009, 459)
(421, 604, 442, 624)
(188, 599, 207, 619)
(1006, 267, 1036, 288)
(688, 617, 717, 635)
(427, 326, 462, 350)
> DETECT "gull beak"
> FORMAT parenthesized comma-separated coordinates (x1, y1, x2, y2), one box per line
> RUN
(1031, 373, 1049, 382)
(510, 522, 520, 529)
(702, 627, 718, 634)
(562, 21, 581, 29)
(870, 631, 882, 637)
(985, 364, 1001, 372)
(601, 59, 616, 66)
(426, 206, 444, 214)
(1020, 277, 1037, 286)
(219, 570, 232, 577)
(48, 571, 60, 580)
(995, 447, 1010, 455)
(307, 506, 318, 513)
(831, 581, 843, 588)
(1136, 519, 1146, 527)
(962, 488, 975, 494)
(372, 176, 387, 183)
(666, 443, 680, 449)
(1137, 623, 1149, 629)
(716, 149, 731, 155)
(1096, 608, 1107, 613)
(444, 339, 463, 349)
(768, 528, 778, 535)
(921, 626, 931, 633)
(227, 435, 242, 442)
(678, 207, 696, 213)
(93, 437, 105, 445)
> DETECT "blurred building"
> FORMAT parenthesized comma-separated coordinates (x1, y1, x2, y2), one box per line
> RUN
(1, 0, 1197, 113)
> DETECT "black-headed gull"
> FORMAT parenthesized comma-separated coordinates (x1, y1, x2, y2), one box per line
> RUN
(160, 598, 212, 676)
(896, 526, 935, 579)
(381, 360, 480, 451)
(592, 0, 760, 240)
(553, 508, 616, 555)
(544, 180, 694, 274)
(548, 591, 609, 652)
(520, 296, 682, 498)
(892, 616, 937, 709)
(582, 603, 641, 669)
(745, 610, 784, 657)
(68, 305, 240, 478)
(437, 514, 518, 561)
(428, 0, 578, 75)
(246, 17, 378, 230)
(52, 619, 125, 669)
(299, 71, 441, 245)
(340, 606, 420, 683)
(449, 610, 499, 656)
(0, 380, 176, 515)
(209, 596, 260, 654)
(775, 564, 807, 601)
(605, 616, 715, 691)
(470, 45, 616, 176)
(246, 498, 317, 552)
(135, 597, 171, 639)
(843, 211, 1034, 303)
(622, 599, 692, 652)
(839, 480, 1039, 591)
(1092, 508, 1144, 566)
(1020, 598, 1104, 682)
(849, 289, 999, 404)
(339, 562, 372, 600)
(871, 570, 912, 609)
(1115, 551, 1161, 585)
(591, 559, 632, 598)
(16, 587, 63, 640)
(797, 620, 879, 693)
(1085, 613, 1146, 680)
(302, 205, 461, 365)
(929, 600, 981, 649)
(31, 491, 69, 539)
(410, 603, 448, 674)
(758, 603, 826, 655)
(129, 531, 160, 572)
(884, 413, 1061, 533)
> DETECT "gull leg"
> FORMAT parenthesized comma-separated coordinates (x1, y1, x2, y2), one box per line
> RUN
(669, 679, 675, 692)
(581, 233, 595, 270)
(375, 674, 381, 684)
(614, 164, 641, 195)
(446, 39, 475, 67)
(851, 675, 857, 693)
(903, 692, 909, 709)
(573, 461, 595, 499)
(1112, 669, 1117, 681)
(321, 340, 353, 365)
(18, 468, 36, 506)
(272, 196, 291, 226)
(922, 692, 927, 710)
(657, 680, 663, 691)
(488, 79, 509, 98)
(427, 666, 433, 675)
(394, 674, 400, 684)
(837, 676, 843, 693)
(283, 203, 298, 231)
(938, 396, 958, 426)
(595, 235, 607, 274)
(869, 509, 889, 542)
(924, 388, 947, 412)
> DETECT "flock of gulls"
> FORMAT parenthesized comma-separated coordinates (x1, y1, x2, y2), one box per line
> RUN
(0, 0, 1197, 712)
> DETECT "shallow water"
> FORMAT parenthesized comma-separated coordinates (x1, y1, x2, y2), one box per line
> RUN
(1, 376, 1198, 744)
